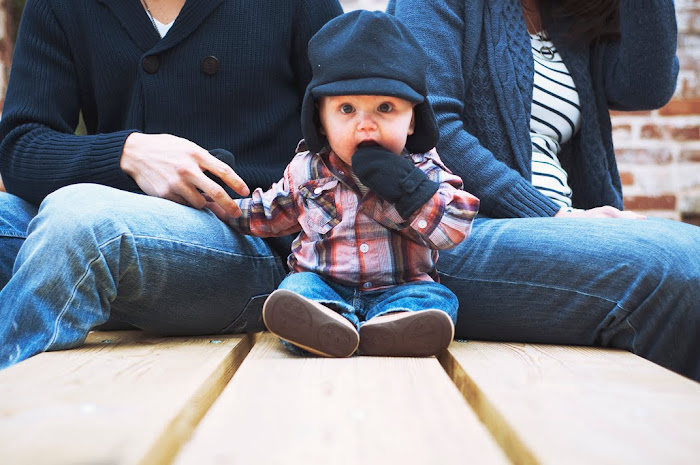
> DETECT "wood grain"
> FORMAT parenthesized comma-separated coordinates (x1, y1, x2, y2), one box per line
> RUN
(0, 330, 255, 465)
(173, 332, 509, 465)
(441, 341, 700, 465)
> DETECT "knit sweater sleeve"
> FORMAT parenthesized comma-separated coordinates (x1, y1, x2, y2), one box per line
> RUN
(596, 0, 679, 111)
(0, 0, 137, 205)
(390, 0, 560, 218)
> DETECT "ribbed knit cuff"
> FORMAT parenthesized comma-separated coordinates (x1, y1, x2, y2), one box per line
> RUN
(491, 179, 561, 218)
(88, 130, 141, 192)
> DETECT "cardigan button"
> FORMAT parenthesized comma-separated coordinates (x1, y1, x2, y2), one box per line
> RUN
(142, 56, 160, 74)
(201, 56, 219, 75)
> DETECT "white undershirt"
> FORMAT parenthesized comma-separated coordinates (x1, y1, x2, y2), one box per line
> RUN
(148, 13, 174, 38)
(529, 33, 582, 210)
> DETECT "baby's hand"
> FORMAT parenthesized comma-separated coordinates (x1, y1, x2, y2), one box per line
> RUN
(352, 146, 438, 218)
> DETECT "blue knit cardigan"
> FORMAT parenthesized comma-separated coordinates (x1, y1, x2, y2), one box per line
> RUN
(389, 0, 678, 217)
(0, 0, 342, 205)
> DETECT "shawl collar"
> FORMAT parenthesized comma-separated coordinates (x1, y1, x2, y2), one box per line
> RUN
(97, 0, 225, 53)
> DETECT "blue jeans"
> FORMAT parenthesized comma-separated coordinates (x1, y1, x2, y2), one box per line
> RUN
(0, 192, 36, 289)
(2, 187, 699, 381)
(438, 216, 700, 381)
(278, 271, 459, 330)
(0, 184, 288, 369)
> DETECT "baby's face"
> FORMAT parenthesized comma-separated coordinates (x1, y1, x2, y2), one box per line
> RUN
(317, 95, 415, 166)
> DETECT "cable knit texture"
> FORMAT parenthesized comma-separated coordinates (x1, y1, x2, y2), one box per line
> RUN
(0, 0, 343, 205)
(389, 0, 678, 217)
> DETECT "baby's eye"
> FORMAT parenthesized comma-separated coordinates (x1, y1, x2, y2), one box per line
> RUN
(340, 104, 355, 114)
(378, 102, 394, 113)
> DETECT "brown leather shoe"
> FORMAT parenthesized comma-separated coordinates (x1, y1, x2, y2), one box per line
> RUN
(263, 289, 359, 357)
(359, 310, 455, 357)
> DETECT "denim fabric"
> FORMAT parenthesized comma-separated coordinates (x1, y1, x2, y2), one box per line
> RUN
(438, 216, 700, 381)
(0, 192, 37, 289)
(277, 271, 459, 330)
(0, 184, 288, 369)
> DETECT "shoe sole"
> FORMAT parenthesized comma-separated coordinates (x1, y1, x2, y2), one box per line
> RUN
(263, 289, 359, 358)
(359, 310, 455, 357)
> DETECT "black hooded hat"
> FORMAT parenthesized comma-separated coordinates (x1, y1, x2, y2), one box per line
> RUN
(301, 10, 439, 154)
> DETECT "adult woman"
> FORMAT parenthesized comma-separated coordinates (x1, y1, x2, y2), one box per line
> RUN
(389, 0, 700, 380)
(0, 0, 342, 368)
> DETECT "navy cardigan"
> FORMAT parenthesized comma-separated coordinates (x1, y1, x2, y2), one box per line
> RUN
(0, 0, 342, 205)
(389, 0, 678, 217)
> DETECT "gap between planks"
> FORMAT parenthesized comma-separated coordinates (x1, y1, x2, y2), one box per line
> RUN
(0, 330, 257, 465)
(439, 341, 700, 465)
(172, 332, 509, 465)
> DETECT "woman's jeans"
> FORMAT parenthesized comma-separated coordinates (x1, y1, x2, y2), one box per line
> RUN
(1, 185, 699, 380)
(277, 272, 459, 330)
(438, 216, 700, 381)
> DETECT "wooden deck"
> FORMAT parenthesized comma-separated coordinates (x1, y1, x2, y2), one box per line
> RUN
(1, 330, 698, 464)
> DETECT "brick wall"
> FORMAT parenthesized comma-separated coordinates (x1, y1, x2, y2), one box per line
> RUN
(1, 0, 697, 222)
(0, 0, 13, 110)
(613, 0, 700, 224)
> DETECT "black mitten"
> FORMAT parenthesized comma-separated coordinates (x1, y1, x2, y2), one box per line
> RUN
(352, 146, 439, 218)
(207, 148, 239, 198)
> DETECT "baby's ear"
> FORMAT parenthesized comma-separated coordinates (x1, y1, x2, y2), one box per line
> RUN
(407, 109, 416, 136)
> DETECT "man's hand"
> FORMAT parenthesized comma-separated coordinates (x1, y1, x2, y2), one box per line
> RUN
(555, 206, 646, 219)
(120, 133, 249, 218)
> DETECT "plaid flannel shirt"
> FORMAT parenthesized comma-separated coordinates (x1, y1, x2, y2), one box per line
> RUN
(228, 143, 480, 291)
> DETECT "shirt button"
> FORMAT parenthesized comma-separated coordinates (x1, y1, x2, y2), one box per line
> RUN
(363, 282, 372, 289)
(142, 55, 160, 74)
(359, 243, 369, 253)
(417, 219, 428, 229)
(201, 56, 219, 75)
(314, 187, 323, 194)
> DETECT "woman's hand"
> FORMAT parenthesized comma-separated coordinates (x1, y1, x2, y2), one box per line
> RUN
(120, 133, 249, 218)
(555, 206, 646, 219)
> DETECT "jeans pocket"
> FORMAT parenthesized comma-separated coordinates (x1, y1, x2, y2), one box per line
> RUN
(220, 293, 269, 333)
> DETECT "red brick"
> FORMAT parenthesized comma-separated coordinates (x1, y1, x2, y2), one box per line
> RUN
(680, 150, 700, 163)
(624, 195, 677, 211)
(619, 172, 635, 186)
(669, 125, 700, 141)
(640, 124, 665, 139)
(658, 98, 700, 115)
(609, 110, 651, 117)
(612, 124, 632, 139)
(681, 214, 700, 227)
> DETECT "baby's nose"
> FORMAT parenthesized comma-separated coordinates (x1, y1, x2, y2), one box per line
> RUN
(356, 113, 377, 130)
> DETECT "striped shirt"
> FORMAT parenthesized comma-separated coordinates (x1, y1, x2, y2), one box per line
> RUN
(529, 33, 582, 209)
(228, 143, 480, 291)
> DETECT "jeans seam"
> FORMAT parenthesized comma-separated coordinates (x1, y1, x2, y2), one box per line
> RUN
(439, 272, 629, 311)
(46, 231, 282, 348)
(46, 235, 124, 350)
(128, 233, 282, 259)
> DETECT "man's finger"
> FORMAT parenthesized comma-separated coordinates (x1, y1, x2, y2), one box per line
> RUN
(199, 153, 250, 197)
(191, 173, 242, 218)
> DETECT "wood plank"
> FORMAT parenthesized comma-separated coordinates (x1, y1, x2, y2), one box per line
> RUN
(0, 330, 256, 465)
(174, 332, 509, 465)
(441, 341, 700, 465)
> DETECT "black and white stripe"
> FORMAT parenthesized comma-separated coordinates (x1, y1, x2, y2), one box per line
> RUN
(529, 33, 581, 209)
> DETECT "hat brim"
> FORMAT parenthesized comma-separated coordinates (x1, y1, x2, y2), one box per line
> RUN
(311, 77, 424, 104)
(301, 79, 438, 155)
